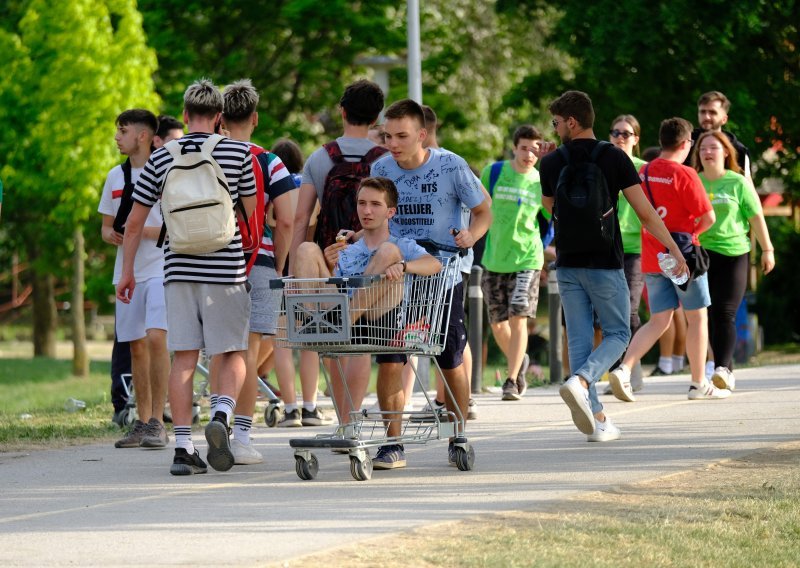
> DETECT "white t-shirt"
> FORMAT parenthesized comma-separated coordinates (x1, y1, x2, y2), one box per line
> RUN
(98, 163, 164, 285)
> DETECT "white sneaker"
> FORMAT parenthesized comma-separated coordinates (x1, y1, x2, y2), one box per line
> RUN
(559, 376, 595, 435)
(231, 439, 264, 465)
(711, 366, 736, 391)
(688, 380, 732, 400)
(587, 416, 621, 442)
(608, 366, 636, 402)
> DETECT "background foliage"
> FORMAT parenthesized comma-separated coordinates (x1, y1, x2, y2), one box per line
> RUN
(1, 0, 798, 348)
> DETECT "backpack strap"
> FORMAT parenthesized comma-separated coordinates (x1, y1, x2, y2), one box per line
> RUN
(112, 158, 135, 233)
(487, 161, 504, 196)
(323, 141, 345, 164)
(556, 144, 571, 166)
(590, 140, 613, 162)
(362, 145, 389, 163)
(641, 163, 656, 206)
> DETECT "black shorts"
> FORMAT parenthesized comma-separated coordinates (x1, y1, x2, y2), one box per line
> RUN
(353, 307, 408, 365)
(436, 282, 467, 370)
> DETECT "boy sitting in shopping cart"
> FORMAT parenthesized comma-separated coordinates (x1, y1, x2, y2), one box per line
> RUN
(292, 176, 442, 468)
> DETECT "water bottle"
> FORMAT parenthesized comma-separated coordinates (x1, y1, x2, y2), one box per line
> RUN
(64, 398, 87, 412)
(657, 252, 688, 285)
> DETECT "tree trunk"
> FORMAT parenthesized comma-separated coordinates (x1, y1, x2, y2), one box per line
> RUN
(72, 228, 88, 376)
(30, 257, 57, 358)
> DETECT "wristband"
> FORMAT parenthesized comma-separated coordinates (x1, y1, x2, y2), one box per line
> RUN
(397, 259, 406, 271)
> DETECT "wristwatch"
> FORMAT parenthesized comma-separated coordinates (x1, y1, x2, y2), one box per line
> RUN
(398, 259, 406, 271)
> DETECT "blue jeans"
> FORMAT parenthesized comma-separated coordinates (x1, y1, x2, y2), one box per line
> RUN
(558, 267, 631, 414)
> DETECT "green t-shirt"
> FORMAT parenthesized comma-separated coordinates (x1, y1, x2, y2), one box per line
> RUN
(480, 161, 547, 272)
(698, 170, 760, 256)
(618, 156, 647, 254)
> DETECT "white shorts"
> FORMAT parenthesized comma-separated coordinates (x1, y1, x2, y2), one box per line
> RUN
(115, 277, 167, 342)
(164, 281, 250, 356)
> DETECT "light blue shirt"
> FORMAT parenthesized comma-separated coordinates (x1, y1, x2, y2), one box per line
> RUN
(371, 147, 485, 275)
(335, 235, 428, 277)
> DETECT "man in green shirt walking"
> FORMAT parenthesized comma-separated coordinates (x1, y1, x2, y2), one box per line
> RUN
(480, 125, 549, 400)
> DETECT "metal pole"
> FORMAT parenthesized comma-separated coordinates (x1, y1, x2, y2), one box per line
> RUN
(468, 265, 483, 394)
(406, 0, 422, 103)
(547, 264, 563, 384)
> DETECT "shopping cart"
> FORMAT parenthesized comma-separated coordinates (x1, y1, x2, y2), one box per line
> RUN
(270, 255, 475, 481)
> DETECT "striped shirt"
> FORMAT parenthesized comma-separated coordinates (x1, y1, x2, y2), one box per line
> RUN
(248, 144, 297, 269)
(132, 133, 256, 285)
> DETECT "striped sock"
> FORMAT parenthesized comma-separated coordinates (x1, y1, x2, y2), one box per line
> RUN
(216, 395, 235, 424)
(209, 394, 219, 416)
(174, 426, 194, 454)
(234, 415, 253, 445)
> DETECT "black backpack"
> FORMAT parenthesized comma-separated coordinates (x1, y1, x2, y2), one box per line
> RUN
(553, 141, 616, 254)
(313, 141, 388, 248)
(112, 158, 135, 234)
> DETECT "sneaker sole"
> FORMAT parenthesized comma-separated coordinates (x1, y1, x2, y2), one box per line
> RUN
(277, 420, 302, 428)
(204, 421, 234, 472)
(587, 431, 621, 442)
(559, 382, 595, 435)
(711, 373, 734, 391)
(372, 459, 407, 470)
(609, 372, 636, 403)
(170, 462, 207, 476)
(501, 392, 521, 401)
(233, 455, 264, 465)
(140, 437, 168, 449)
(301, 419, 333, 427)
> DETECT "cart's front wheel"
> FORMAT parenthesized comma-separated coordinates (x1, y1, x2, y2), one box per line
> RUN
(350, 455, 372, 481)
(264, 403, 283, 427)
(295, 453, 319, 480)
(455, 445, 475, 471)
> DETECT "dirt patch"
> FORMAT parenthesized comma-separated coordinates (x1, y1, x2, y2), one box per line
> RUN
(277, 441, 800, 567)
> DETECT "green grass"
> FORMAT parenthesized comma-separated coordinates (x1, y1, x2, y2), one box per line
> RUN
(0, 357, 118, 448)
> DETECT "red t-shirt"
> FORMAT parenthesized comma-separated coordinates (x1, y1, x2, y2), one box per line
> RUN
(639, 158, 712, 273)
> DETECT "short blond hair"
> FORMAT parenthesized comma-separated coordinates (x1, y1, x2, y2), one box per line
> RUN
(184, 78, 223, 119)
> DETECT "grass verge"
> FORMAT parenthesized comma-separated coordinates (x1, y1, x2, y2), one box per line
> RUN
(283, 441, 800, 567)
(0, 357, 119, 449)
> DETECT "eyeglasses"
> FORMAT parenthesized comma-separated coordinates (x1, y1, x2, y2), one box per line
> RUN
(685, 138, 695, 147)
(609, 129, 635, 139)
(551, 118, 561, 129)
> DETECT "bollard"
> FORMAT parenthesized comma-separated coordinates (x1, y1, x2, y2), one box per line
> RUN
(547, 263, 563, 384)
(468, 265, 484, 394)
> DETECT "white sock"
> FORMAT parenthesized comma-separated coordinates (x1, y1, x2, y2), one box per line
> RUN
(705, 361, 715, 378)
(658, 356, 673, 374)
(216, 396, 235, 424)
(233, 415, 252, 445)
(285, 403, 298, 413)
(672, 355, 685, 372)
(209, 394, 219, 416)
(174, 426, 194, 454)
(302, 401, 316, 412)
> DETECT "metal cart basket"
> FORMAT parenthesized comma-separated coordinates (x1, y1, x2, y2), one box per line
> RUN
(269, 255, 475, 481)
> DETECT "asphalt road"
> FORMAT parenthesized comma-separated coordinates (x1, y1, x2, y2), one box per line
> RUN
(1, 364, 798, 566)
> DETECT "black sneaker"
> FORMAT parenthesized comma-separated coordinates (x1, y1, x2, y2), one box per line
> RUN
(204, 412, 234, 472)
(448, 441, 457, 467)
(301, 407, 333, 427)
(516, 354, 530, 397)
(170, 448, 208, 476)
(501, 378, 520, 401)
(277, 408, 302, 427)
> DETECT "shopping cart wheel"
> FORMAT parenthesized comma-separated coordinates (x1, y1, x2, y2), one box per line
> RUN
(264, 403, 283, 428)
(454, 444, 475, 471)
(120, 406, 137, 427)
(350, 455, 373, 481)
(191, 403, 201, 425)
(295, 453, 319, 480)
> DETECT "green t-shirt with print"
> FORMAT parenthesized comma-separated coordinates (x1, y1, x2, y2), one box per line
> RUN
(480, 160, 548, 272)
(698, 170, 760, 256)
(618, 156, 647, 254)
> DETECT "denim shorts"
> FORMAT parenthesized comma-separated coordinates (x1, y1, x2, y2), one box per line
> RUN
(645, 272, 711, 313)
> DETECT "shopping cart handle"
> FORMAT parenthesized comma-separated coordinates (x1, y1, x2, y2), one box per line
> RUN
(416, 238, 467, 258)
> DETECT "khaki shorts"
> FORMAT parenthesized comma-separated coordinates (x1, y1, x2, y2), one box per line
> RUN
(481, 270, 541, 324)
(164, 282, 250, 355)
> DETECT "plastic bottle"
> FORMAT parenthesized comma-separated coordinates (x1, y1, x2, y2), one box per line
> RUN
(657, 252, 688, 285)
(64, 398, 87, 412)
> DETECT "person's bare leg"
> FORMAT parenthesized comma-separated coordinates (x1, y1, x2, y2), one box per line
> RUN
(234, 331, 261, 422)
(621, 310, 674, 369)
(169, 350, 200, 426)
(377, 362, 404, 438)
(658, 318, 676, 359)
(129, 337, 152, 423)
(683, 308, 709, 385)
(507, 315, 528, 379)
(490, 321, 511, 358)
(299, 349, 320, 408)
(328, 355, 370, 425)
(561, 326, 570, 378)
(146, 328, 169, 421)
(215, 350, 247, 404)
(441, 366, 469, 425)
(350, 243, 402, 322)
(401, 356, 416, 407)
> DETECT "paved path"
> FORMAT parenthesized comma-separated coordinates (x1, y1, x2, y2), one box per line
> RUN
(1, 364, 798, 566)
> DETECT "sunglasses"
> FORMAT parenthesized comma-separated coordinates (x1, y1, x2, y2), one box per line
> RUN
(609, 129, 635, 140)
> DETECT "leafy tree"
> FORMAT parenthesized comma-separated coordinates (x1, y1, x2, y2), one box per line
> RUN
(138, 0, 402, 152)
(0, 0, 159, 361)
